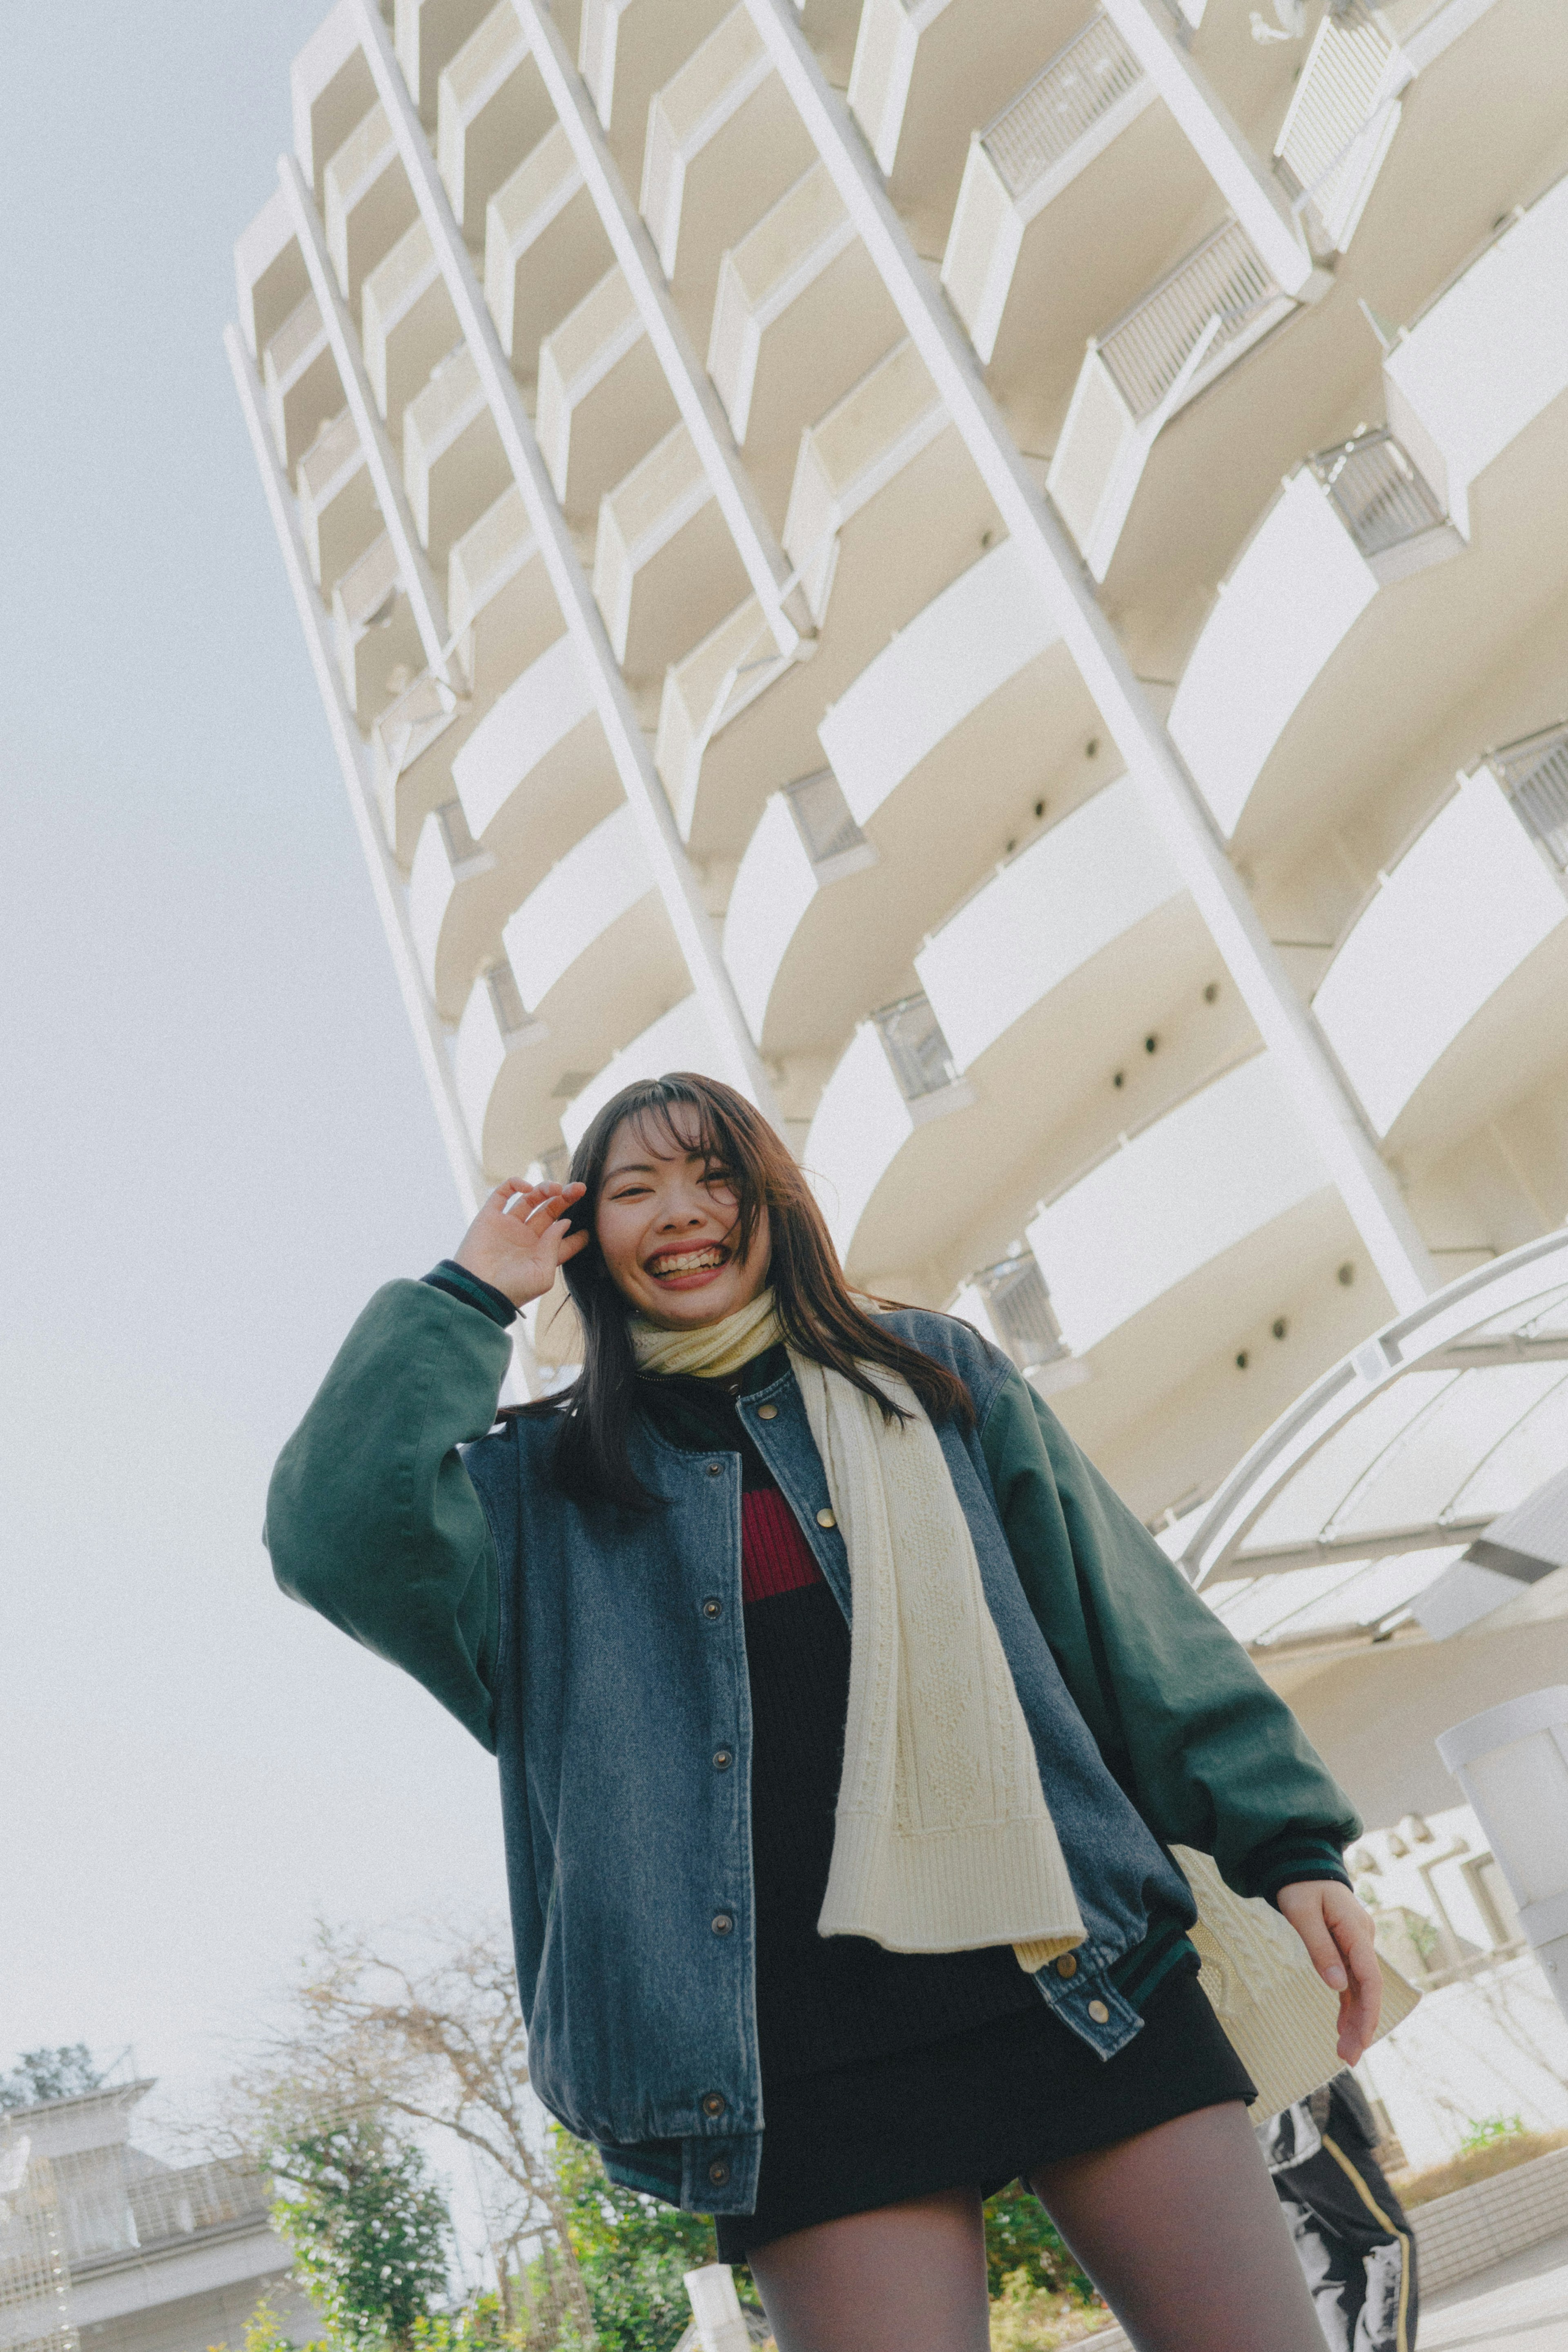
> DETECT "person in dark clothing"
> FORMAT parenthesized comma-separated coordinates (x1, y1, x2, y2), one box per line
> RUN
(1260, 2073, 1417, 2352)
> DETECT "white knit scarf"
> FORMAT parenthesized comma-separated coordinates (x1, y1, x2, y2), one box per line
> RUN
(630, 1291, 1085, 1970)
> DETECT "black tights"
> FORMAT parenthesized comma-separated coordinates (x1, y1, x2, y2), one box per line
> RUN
(747, 2101, 1327, 2352)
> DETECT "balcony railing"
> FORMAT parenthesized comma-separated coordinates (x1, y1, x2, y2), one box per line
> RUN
(126, 2162, 270, 2252)
(971, 1255, 1068, 1373)
(1098, 222, 1284, 423)
(979, 15, 1145, 203)
(1273, 2, 1405, 254)
(434, 798, 495, 881)
(1305, 426, 1446, 559)
(783, 769, 868, 868)
(1488, 721, 1568, 872)
(871, 994, 962, 1103)
(483, 961, 535, 1044)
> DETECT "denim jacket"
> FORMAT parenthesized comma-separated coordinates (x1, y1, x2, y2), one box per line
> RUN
(266, 1281, 1357, 2214)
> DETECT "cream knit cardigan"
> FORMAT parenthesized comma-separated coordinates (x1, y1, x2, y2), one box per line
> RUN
(630, 1295, 1418, 2111)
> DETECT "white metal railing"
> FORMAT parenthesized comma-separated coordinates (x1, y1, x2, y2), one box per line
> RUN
(1274, 2, 1404, 253)
(1098, 223, 1281, 422)
(125, 2162, 270, 2252)
(1305, 426, 1446, 557)
(1489, 722, 1568, 873)
(980, 15, 1144, 202)
(972, 1255, 1068, 1371)
(783, 769, 866, 867)
(871, 993, 962, 1102)
(485, 961, 533, 1041)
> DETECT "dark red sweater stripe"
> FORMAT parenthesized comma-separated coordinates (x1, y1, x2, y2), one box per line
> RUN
(741, 1488, 824, 1603)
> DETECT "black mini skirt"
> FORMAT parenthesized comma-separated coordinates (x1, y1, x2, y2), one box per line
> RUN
(714, 1966, 1254, 2259)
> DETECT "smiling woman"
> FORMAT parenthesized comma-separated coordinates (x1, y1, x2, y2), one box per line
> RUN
(266, 1072, 1385, 2352)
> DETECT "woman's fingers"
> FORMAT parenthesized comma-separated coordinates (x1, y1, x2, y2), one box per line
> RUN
(1277, 1882, 1383, 2066)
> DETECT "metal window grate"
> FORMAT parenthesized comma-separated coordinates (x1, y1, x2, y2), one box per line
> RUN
(973, 1256, 1067, 1372)
(871, 994, 960, 1102)
(1490, 722, 1568, 872)
(126, 2163, 271, 2252)
(1098, 222, 1281, 422)
(980, 15, 1144, 201)
(1306, 426, 1445, 557)
(784, 770, 867, 867)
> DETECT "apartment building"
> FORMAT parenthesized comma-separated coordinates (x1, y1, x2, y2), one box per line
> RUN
(228, 0, 1568, 1532)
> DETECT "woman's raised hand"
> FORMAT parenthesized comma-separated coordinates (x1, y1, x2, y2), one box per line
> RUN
(452, 1179, 590, 1309)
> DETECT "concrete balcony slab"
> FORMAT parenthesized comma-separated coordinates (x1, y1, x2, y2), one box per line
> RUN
(592, 421, 751, 682)
(535, 266, 679, 523)
(292, 0, 377, 208)
(324, 102, 418, 318)
(263, 292, 342, 475)
(297, 407, 381, 592)
(234, 187, 309, 365)
(403, 343, 512, 566)
(437, 1, 553, 246)
(396, 0, 493, 127)
(332, 531, 425, 727)
(363, 218, 462, 444)
(579, 0, 731, 189)
(484, 125, 614, 383)
(641, 4, 815, 348)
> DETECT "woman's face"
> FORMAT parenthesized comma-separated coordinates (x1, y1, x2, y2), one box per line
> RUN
(594, 1111, 771, 1331)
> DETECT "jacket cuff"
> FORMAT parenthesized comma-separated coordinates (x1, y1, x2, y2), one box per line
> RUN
(422, 1261, 517, 1329)
(1246, 1830, 1352, 1909)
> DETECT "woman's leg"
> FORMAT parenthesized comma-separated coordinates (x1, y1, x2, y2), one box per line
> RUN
(746, 2186, 991, 2352)
(1030, 2101, 1325, 2352)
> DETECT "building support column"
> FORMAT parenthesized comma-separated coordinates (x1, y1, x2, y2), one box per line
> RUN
(740, 0, 1439, 1314)
(347, 0, 784, 1124)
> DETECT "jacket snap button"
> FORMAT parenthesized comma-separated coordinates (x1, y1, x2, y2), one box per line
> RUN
(757, 1403, 778, 1420)
(1087, 1999, 1110, 2024)
(702, 1598, 722, 1620)
(816, 1507, 836, 1528)
(1056, 1954, 1077, 1979)
(708, 2158, 731, 2187)
(705, 1462, 723, 1476)
(701, 2092, 727, 2118)
(713, 1748, 733, 1771)
(711, 1912, 735, 1935)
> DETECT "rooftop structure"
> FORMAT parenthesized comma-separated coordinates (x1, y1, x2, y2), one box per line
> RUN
(228, 0, 1568, 1525)
(0, 2087, 314, 2352)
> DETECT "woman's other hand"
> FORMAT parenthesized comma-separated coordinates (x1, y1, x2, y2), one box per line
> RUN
(1276, 1880, 1382, 2064)
(452, 1180, 589, 1309)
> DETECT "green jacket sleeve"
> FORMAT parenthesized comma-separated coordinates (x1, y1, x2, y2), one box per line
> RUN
(979, 1368, 1360, 1898)
(264, 1280, 510, 1752)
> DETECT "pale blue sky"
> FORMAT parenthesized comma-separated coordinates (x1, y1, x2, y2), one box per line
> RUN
(1, 10, 507, 2129)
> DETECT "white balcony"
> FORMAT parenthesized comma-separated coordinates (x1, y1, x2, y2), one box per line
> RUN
(579, 0, 732, 187)
(1025, 1054, 1336, 1366)
(592, 423, 750, 682)
(396, 0, 494, 127)
(323, 103, 418, 318)
(726, 542, 1101, 1057)
(915, 773, 1184, 1073)
(403, 345, 511, 566)
(373, 489, 566, 859)
(560, 994, 726, 1148)
(708, 162, 902, 524)
(847, 0, 1083, 250)
(437, 2, 552, 246)
(659, 346, 1001, 858)
(535, 267, 677, 523)
(1312, 749, 1568, 1147)
(941, 14, 1156, 372)
(640, 5, 815, 346)
(782, 339, 953, 624)
(263, 293, 341, 475)
(1047, 219, 1298, 581)
(362, 220, 462, 445)
(292, 0, 377, 207)
(332, 533, 425, 727)
(455, 803, 689, 1168)
(297, 409, 379, 593)
(408, 798, 508, 1014)
(483, 128, 613, 383)
(234, 187, 309, 365)
(1169, 173, 1568, 852)
(805, 994, 976, 1266)
(452, 633, 620, 871)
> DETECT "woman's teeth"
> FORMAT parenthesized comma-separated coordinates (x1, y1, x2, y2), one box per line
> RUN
(649, 1246, 727, 1276)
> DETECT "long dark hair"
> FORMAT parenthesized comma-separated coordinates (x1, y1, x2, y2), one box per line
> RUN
(514, 1072, 974, 1509)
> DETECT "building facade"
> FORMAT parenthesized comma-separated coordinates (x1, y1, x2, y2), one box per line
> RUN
(229, 0, 1568, 1529)
(0, 2086, 316, 2352)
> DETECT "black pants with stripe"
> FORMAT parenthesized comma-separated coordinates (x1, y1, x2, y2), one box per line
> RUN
(1272, 2134, 1418, 2352)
